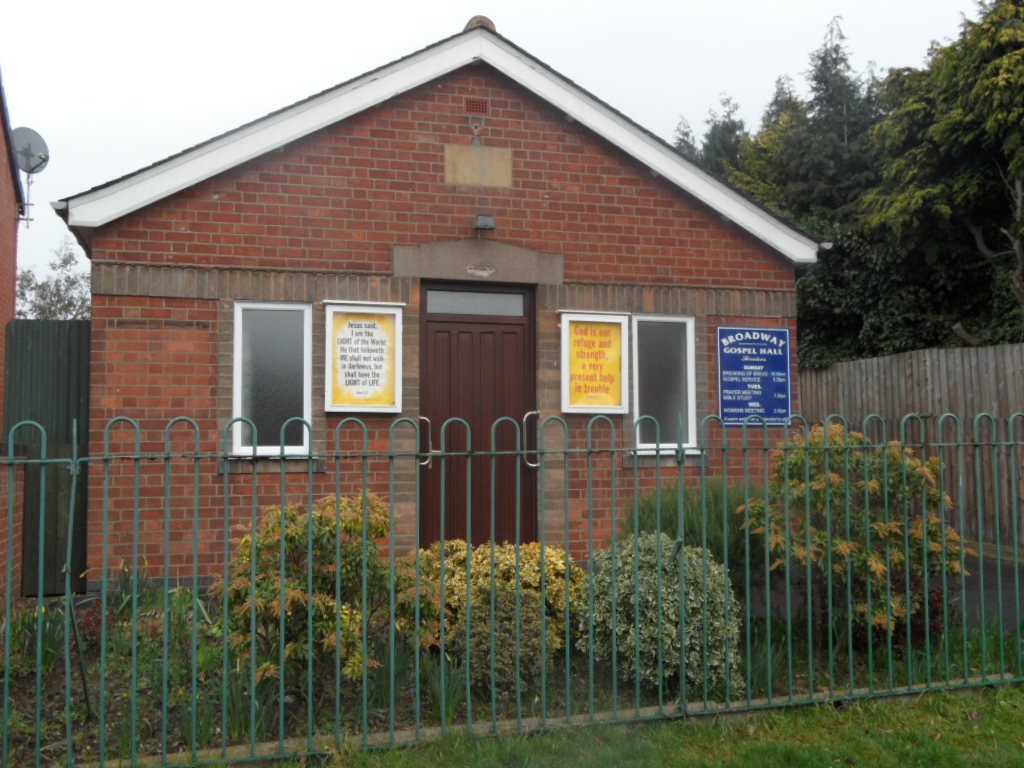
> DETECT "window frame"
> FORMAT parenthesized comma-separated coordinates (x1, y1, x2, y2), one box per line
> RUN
(232, 301, 313, 456)
(630, 314, 698, 454)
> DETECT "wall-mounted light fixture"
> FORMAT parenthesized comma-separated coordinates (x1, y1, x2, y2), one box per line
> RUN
(473, 214, 497, 233)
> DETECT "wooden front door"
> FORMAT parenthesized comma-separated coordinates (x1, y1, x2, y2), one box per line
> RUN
(420, 284, 536, 546)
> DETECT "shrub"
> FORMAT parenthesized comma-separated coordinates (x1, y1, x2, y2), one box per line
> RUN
(580, 532, 742, 692)
(632, 477, 758, 592)
(451, 580, 551, 694)
(398, 540, 585, 696)
(211, 495, 389, 693)
(398, 538, 469, 651)
(739, 424, 973, 647)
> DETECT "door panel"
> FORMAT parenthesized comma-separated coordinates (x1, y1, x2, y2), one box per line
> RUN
(420, 286, 536, 546)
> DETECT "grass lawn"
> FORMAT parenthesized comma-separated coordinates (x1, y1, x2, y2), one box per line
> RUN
(329, 686, 1024, 768)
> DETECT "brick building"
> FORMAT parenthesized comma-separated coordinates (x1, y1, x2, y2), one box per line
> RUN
(1, 67, 25, 595)
(55, 20, 815, 578)
(0, 68, 22, 424)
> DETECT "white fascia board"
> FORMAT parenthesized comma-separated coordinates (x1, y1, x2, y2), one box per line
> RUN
(476, 38, 818, 264)
(63, 29, 816, 264)
(63, 35, 492, 229)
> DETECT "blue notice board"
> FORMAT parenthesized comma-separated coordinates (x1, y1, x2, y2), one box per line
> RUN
(717, 327, 791, 425)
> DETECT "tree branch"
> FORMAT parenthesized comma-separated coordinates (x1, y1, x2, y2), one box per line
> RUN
(1015, 174, 1023, 224)
(1012, 232, 1024, 311)
(967, 219, 1024, 312)
(967, 222, 1000, 265)
(952, 322, 983, 346)
(1011, 175, 1024, 310)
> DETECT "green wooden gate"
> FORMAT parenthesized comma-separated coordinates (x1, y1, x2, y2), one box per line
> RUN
(4, 319, 90, 596)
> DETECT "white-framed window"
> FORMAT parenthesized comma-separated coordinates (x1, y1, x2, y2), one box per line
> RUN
(232, 302, 312, 455)
(631, 315, 697, 453)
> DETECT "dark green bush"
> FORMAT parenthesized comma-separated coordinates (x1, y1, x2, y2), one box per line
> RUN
(631, 477, 761, 593)
(580, 532, 742, 692)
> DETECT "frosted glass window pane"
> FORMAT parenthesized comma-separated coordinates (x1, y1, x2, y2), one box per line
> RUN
(240, 308, 305, 448)
(426, 290, 523, 316)
(636, 321, 687, 445)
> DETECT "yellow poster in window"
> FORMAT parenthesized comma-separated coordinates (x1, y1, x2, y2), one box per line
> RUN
(567, 320, 623, 408)
(330, 311, 398, 410)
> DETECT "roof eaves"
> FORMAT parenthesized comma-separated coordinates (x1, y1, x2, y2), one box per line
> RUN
(483, 34, 818, 260)
(468, 33, 817, 263)
(59, 28, 474, 205)
(59, 31, 492, 230)
(0, 66, 25, 210)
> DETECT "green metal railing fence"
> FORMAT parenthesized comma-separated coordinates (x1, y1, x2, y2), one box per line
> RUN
(1, 412, 1022, 766)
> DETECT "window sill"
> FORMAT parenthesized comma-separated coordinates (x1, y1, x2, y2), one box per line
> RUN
(218, 456, 326, 475)
(624, 447, 703, 469)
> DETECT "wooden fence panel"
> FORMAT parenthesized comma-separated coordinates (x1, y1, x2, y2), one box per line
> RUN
(799, 343, 1024, 425)
(798, 343, 1024, 543)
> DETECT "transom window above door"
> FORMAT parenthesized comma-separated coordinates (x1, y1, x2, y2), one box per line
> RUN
(425, 289, 525, 316)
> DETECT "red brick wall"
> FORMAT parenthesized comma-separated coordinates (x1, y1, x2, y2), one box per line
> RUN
(0, 463, 25, 599)
(0, 112, 19, 427)
(90, 294, 219, 440)
(87, 294, 221, 582)
(91, 67, 794, 288)
(85, 65, 799, 575)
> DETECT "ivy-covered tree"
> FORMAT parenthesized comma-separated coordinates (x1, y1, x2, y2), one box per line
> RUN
(863, 0, 1024, 340)
(796, 227, 1001, 368)
(677, 8, 1024, 366)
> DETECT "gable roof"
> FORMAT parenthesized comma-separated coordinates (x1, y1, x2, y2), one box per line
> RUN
(54, 24, 817, 264)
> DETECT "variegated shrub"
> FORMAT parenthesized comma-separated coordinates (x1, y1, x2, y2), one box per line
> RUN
(580, 532, 742, 692)
(740, 424, 973, 644)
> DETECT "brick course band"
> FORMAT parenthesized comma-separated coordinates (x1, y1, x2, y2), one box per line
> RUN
(92, 261, 795, 316)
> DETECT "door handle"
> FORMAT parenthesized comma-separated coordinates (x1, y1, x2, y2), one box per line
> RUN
(521, 410, 540, 469)
(418, 416, 433, 467)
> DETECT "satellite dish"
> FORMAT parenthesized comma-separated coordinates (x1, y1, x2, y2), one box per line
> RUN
(12, 126, 49, 174)
(12, 126, 50, 228)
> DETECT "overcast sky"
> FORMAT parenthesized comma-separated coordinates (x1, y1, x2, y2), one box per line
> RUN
(3, 0, 978, 276)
